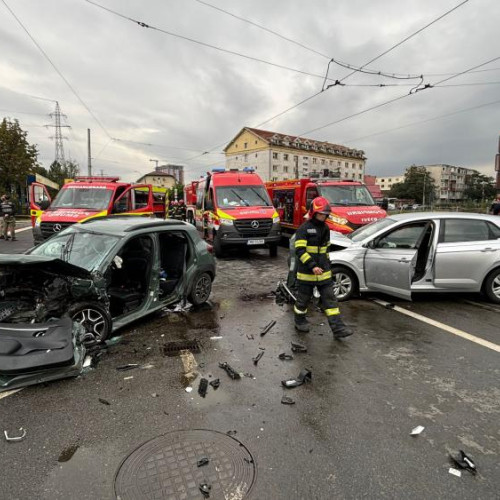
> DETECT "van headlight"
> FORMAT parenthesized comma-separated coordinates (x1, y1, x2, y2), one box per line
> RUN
(329, 213, 348, 226)
(219, 218, 234, 226)
(273, 216, 280, 224)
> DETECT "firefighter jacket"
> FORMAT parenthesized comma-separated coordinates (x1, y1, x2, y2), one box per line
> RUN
(294, 218, 332, 284)
(0, 200, 15, 218)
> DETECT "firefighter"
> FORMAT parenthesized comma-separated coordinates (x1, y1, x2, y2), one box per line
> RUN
(177, 199, 187, 221)
(168, 200, 178, 219)
(293, 196, 352, 338)
(1, 194, 17, 241)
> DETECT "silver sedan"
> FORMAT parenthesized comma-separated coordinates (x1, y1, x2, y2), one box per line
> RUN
(327, 212, 500, 303)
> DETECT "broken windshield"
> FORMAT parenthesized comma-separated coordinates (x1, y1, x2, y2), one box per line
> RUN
(216, 186, 272, 208)
(49, 187, 114, 211)
(319, 185, 376, 207)
(30, 229, 120, 271)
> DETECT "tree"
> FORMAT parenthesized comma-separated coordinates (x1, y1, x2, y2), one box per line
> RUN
(463, 171, 496, 202)
(0, 118, 39, 197)
(47, 160, 80, 187)
(388, 165, 436, 204)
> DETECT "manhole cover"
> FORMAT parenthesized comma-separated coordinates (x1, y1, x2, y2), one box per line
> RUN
(162, 340, 200, 356)
(114, 429, 256, 500)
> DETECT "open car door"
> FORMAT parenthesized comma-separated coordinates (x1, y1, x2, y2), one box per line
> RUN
(29, 182, 51, 227)
(112, 185, 153, 216)
(364, 221, 429, 300)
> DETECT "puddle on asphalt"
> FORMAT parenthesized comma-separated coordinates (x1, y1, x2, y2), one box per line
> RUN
(58, 444, 79, 463)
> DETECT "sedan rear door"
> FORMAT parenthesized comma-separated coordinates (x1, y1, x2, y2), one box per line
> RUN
(364, 221, 430, 299)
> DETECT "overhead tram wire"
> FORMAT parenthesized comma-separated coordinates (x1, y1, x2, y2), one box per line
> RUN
(1, 0, 112, 139)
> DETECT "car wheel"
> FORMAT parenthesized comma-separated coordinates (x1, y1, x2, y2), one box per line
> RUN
(68, 302, 112, 341)
(483, 267, 500, 304)
(269, 244, 278, 257)
(188, 272, 213, 306)
(331, 266, 358, 301)
(213, 233, 224, 258)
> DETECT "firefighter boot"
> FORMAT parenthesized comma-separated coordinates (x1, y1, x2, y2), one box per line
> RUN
(294, 314, 310, 333)
(328, 316, 353, 339)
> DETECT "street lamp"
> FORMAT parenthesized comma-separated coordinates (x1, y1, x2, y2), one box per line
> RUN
(149, 159, 159, 169)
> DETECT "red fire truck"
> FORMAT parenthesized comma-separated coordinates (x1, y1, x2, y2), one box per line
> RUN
(184, 180, 199, 225)
(266, 178, 386, 235)
(30, 177, 166, 244)
(190, 168, 281, 257)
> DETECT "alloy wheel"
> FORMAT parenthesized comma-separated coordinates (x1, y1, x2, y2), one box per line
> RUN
(73, 308, 107, 340)
(333, 272, 353, 300)
(194, 275, 211, 303)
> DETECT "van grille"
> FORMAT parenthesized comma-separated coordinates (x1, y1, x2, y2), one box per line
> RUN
(234, 218, 272, 237)
(40, 222, 74, 239)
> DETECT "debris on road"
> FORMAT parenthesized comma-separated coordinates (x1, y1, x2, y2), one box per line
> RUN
(210, 336, 223, 340)
(252, 351, 264, 365)
(83, 357, 92, 368)
(197, 457, 210, 467)
(282, 368, 312, 388)
(275, 281, 296, 305)
(209, 379, 220, 390)
(179, 350, 199, 384)
(4, 428, 26, 442)
(199, 482, 211, 498)
(123, 376, 134, 380)
(185, 386, 193, 393)
(260, 320, 276, 337)
(410, 425, 425, 436)
(449, 450, 477, 475)
(246, 334, 254, 340)
(281, 396, 296, 405)
(448, 467, 462, 478)
(116, 364, 140, 372)
(291, 341, 307, 353)
(198, 378, 208, 398)
(151, 393, 159, 398)
(219, 362, 241, 380)
(278, 353, 294, 361)
(226, 430, 237, 436)
(98, 398, 111, 405)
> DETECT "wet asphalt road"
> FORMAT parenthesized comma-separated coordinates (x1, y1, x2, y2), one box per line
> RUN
(1, 228, 499, 499)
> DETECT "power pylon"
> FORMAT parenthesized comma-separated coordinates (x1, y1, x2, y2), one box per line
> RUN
(46, 101, 71, 165)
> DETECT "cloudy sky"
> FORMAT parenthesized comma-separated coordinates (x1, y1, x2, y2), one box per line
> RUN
(1, 0, 499, 183)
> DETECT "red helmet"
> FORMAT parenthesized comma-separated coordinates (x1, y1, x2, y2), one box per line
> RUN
(309, 196, 331, 217)
(178, 199, 184, 205)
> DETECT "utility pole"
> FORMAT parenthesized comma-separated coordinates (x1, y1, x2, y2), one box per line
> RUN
(87, 128, 92, 176)
(149, 159, 159, 170)
(495, 135, 500, 195)
(422, 171, 426, 206)
(46, 101, 70, 165)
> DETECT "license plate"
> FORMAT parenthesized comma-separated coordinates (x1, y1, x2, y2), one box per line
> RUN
(247, 239, 265, 245)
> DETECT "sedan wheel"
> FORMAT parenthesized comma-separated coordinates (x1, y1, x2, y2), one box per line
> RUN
(188, 272, 212, 306)
(331, 266, 357, 301)
(69, 302, 112, 341)
(484, 268, 500, 304)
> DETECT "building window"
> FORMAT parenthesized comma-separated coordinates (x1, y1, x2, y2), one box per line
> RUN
(273, 152, 278, 159)
(359, 164, 363, 170)
(321, 159, 325, 165)
(255, 140, 258, 144)
(303, 156, 309, 160)
(283, 166, 288, 173)
(359, 174, 362, 180)
(244, 154, 248, 161)
(345, 162, 349, 168)
(255, 153, 258, 157)
(273, 165, 279, 172)
(284, 154, 289, 161)
(312, 158, 317, 164)
(244, 142, 248, 149)
(294, 155, 298, 161)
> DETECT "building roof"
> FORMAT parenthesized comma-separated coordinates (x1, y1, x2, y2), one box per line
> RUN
(139, 171, 177, 178)
(224, 127, 366, 159)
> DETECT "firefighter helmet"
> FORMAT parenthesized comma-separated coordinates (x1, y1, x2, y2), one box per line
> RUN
(309, 196, 331, 217)
(178, 199, 184, 205)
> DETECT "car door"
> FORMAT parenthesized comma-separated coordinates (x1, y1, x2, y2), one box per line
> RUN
(364, 221, 429, 299)
(433, 218, 500, 290)
(112, 185, 153, 215)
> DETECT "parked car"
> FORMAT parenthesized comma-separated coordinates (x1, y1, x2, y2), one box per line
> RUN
(287, 213, 500, 303)
(0, 217, 216, 340)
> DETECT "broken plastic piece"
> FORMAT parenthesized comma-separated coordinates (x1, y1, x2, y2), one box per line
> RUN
(281, 396, 295, 405)
(291, 341, 307, 353)
(198, 378, 208, 398)
(197, 457, 210, 467)
(209, 379, 220, 390)
(278, 353, 294, 361)
(281, 368, 312, 388)
(116, 364, 140, 371)
(410, 425, 425, 436)
(246, 334, 254, 340)
(226, 430, 237, 436)
(4, 428, 26, 442)
(83, 356, 92, 368)
(98, 398, 111, 405)
(185, 386, 193, 393)
(260, 320, 276, 337)
(219, 362, 241, 380)
(448, 467, 462, 477)
(252, 351, 264, 365)
(450, 450, 477, 474)
(199, 483, 211, 497)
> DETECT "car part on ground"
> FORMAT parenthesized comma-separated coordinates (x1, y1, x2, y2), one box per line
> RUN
(281, 368, 312, 388)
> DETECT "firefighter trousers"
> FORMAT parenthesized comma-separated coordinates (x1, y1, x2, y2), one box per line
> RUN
(294, 282, 340, 324)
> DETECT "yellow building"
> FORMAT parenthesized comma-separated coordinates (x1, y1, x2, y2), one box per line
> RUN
(136, 171, 176, 189)
(224, 127, 366, 182)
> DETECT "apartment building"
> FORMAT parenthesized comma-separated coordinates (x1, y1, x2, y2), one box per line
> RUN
(376, 175, 405, 192)
(422, 164, 472, 203)
(224, 127, 366, 182)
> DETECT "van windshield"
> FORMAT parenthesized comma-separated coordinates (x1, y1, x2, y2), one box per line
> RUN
(319, 185, 375, 207)
(50, 187, 114, 210)
(216, 186, 271, 208)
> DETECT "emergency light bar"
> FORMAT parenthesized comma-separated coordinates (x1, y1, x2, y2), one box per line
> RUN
(243, 167, 255, 173)
(212, 168, 226, 173)
(74, 176, 120, 183)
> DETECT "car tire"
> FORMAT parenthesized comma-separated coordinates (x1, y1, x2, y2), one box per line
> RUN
(483, 267, 500, 304)
(213, 233, 224, 258)
(68, 302, 112, 341)
(269, 244, 278, 257)
(188, 272, 213, 306)
(331, 266, 358, 302)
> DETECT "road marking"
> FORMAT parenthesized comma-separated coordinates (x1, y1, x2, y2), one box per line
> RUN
(372, 299, 500, 353)
(15, 226, 32, 233)
(461, 299, 500, 313)
(0, 388, 23, 400)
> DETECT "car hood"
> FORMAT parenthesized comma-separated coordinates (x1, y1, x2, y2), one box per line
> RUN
(0, 255, 92, 280)
(329, 231, 353, 248)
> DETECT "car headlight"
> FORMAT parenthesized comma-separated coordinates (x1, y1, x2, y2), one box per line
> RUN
(35, 217, 41, 227)
(219, 218, 234, 226)
(273, 216, 280, 224)
(329, 213, 348, 226)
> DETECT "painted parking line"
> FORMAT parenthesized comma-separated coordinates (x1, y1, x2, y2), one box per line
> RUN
(15, 226, 32, 233)
(0, 389, 23, 400)
(372, 299, 500, 354)
(461, 299, 500, 314)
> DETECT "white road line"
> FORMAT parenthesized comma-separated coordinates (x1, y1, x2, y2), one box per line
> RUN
(372, 299, 500, 353)
(15, 226, 32, 233)
(461, 299, 500, 313)
(0, 388, 23, 400)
